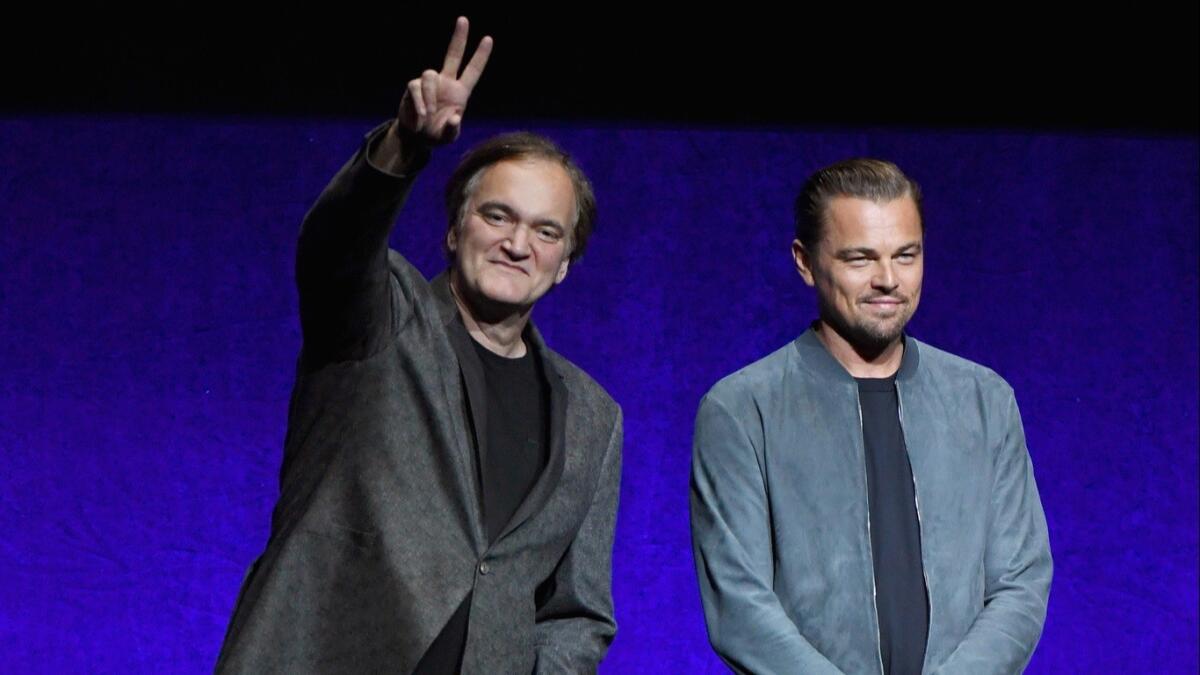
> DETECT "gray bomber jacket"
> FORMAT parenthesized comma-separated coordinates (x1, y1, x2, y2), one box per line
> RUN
(691, 328, 1052, 674)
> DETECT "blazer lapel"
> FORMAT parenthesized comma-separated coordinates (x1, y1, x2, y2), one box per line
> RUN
(430, 271, 568, 545)
(446, 321, 489, 476)
(496, 331, 568, 542)
(431, 272, 488, 548)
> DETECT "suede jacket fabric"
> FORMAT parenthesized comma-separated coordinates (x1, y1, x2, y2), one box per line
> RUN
(217, 127, 623, 674)
(691, 329, 1051, 674)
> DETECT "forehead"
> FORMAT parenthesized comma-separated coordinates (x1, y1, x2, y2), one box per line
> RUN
(823, 195, 922, 247)
(471, 159, 575, 221)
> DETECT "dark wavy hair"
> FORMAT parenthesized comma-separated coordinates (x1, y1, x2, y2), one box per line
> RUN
(444, 132, 596, 263)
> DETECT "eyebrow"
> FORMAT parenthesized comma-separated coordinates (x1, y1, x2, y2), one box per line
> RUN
(835, 247, 876, 258)
(833, 241, 923, 259)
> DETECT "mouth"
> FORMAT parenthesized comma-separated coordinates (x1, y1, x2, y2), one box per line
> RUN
(861, 297, 906, 310)
(490, 260, 529, 275)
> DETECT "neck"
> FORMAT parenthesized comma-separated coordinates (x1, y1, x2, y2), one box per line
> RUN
(813, 320, 904, 378)
(450, 271, 531, 358)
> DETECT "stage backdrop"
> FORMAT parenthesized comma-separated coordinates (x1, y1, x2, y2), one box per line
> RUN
(1, 117, 1196, 673)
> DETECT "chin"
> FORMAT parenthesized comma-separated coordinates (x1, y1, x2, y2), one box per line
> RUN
(830, 312, 900, 346)
(862, 319, 908, 343)
(477, 279, 532, 307)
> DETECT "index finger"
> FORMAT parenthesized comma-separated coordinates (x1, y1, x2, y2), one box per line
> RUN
(441, 16, 469, 77)
(458, 34, 493, 91)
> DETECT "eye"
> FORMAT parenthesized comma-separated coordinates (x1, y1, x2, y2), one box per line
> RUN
(481, 210, 509, 225)
(536, 227, 563, 243)
(896, 253, 916, 263)
(846, 257, 871, 267)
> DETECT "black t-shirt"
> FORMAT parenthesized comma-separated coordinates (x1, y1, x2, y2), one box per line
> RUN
(857, 375, 929, 675)
(415, 338, 551, 674)
(473, 339, 551, 542)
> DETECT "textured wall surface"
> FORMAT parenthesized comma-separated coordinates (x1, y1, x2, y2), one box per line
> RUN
(1, 118, 1196, 672)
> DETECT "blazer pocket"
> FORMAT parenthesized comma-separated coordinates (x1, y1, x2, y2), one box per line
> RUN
(301, 523, 380, 553)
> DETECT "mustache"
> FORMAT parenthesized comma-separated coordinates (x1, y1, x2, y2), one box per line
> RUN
(860, 293, 908, 303)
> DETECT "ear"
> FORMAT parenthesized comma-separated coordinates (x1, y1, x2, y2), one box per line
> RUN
(554, 256, 571, 285)
(792, 239, 817, 287)
(446, 226, 459, 255)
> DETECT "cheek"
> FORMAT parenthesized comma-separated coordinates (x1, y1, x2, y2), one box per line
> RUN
(538, 247, 568, 274)
(831, 273, 868, 299)
(904, 265, 924, 289)
(459, 221, 503, 254)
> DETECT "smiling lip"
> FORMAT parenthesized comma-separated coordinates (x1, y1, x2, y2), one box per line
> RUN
(491, 260, 529, 275)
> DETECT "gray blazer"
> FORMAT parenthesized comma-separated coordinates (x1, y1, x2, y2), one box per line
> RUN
(691, 329, 1051, 674)
(217, 129, 622, 674)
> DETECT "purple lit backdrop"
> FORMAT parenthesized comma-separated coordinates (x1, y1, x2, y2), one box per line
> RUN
(1, 118, 1196, 673)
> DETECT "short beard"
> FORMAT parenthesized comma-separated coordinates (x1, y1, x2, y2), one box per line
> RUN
(817, 293, 911, 357)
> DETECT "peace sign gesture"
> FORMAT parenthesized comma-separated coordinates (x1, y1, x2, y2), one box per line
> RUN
(397, 16, 493, 145)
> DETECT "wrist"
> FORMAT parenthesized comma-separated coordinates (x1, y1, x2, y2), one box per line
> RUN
(368, 121, 432, 176)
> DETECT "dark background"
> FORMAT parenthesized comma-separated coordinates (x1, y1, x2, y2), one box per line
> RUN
(4, 7, 1197, 132)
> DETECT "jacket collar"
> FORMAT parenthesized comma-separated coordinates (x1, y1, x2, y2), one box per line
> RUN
(794, 323, 921, 383)
(431, 270, 568, 545)
(430, 270, 557, 361)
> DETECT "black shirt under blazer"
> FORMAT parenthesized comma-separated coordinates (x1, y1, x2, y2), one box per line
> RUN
(216, 126, 623, 674)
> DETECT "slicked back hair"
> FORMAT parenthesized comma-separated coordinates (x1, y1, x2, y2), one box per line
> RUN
(794, 158, 923, 251)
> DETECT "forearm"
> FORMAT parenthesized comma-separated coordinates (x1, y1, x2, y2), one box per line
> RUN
(931, 588, 1050, 674)
(295, 122, 430, 364)
(297, 123, 429, 280)
(934, 391, 1052, 673)
(931, 516, 1051, 673)
(691, 395, 845, 674)
(366, 120, 431, 175)
(691, 482, 846, 675)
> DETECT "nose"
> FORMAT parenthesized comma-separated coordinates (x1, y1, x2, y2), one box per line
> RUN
(502, 224, 532, 259)
(872, 260, 898, 292)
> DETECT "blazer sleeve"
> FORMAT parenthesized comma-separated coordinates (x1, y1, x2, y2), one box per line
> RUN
(295, 123, 429, 369)
(931, 389, 1053, 674)
(532, 409, 623, 673)
(690, 392, 846, 675)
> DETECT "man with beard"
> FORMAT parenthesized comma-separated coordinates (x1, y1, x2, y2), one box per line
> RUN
(217, 17, 622, 673)
(690, 159, 1052, 674)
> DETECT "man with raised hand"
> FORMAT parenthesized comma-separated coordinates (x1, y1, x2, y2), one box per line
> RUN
(691, 159, 1052, 673)
(218, 17, 622, 673)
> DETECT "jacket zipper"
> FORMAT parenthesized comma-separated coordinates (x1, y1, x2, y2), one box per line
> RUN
(896, 381, 932, 671)
(856, 390, 886, 675)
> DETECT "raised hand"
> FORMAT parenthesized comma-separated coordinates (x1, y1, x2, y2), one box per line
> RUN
(397, 16, 493, 145)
